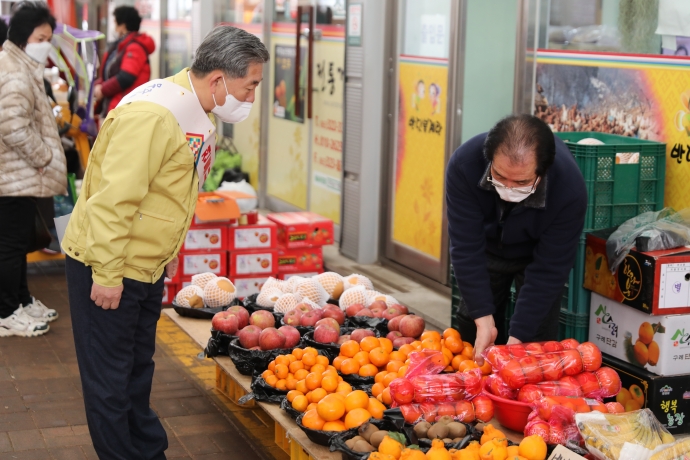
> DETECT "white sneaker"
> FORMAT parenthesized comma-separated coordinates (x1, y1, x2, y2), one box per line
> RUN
(0, 308, 49, 337)
(22, 297, 58, 322)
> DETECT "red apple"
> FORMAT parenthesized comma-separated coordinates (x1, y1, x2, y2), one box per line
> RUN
(391, 304, 409, 315)
(313, 324, 339, 344)
(212, 312, 239, 335)
(386, 331, 403, 342)
(250, 310, 275, 330)
(295, 302, 314, 314)
(321, 305, 345, 325)
(371, 308, 383, 318)
(382, 307, 403, 321)
(300, 309, 323, 327)
(278, 325, 300, 348)
(399, 315, 425, 338)
(283, 309, 303, 326)
(393, 337, 415, 348)
(259, 327, 286, 350)
(226, 306, 249, 329)
(337, 335, 351, 345)
(345, 303, 365, 317)
(369, 300, 387, 311)
(316, 318, 340, 334)
(350, 329, 375, 343)
(387, 315, 405, 332)
(238, 325, 262, 348)
(354, 308, 374, 317)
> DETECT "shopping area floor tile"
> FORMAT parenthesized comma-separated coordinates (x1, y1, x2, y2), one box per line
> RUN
(0, 262, 284, 460)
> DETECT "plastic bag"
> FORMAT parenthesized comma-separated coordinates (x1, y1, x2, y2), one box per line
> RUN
(216, 179, 257, 213)
(488, 342, 602, 390)
(517, 368, 621, 402)
(649, 437, 690, 460)
(394, 395, 494, 424)
(577, 409, 675, 460)
(389, 369, 483, 405)
(485, 374, 518, 400)
(606, 207, 690, 273)
(484, 339, 580, 369)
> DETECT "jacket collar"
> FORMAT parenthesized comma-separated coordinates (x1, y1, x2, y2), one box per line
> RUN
(3, 41, 44, 81)
(478, 161, 548, 209)
(171, 67, 193, 91)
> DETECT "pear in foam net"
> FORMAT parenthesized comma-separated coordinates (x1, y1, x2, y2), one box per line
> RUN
(203, 277, 237, 308)
(315, 272, 345, 300)
(191, 272, 217, 290)
(175, 285, 205, 308)
(295, 278, 329, 306)
(343, 273, 374, 291)
(338, 285, 369, 312)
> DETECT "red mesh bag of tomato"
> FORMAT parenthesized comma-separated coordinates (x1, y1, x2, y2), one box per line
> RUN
(517, 368, 620, 402)
(398, 395, 494, 424)
(485, 373, 518, 400)
(483, 339, 580, 369)
(483, 342, 603, 390)
(389, 368, 483, 405)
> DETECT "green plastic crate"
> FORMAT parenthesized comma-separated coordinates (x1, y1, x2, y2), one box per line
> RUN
(556, 132, 666, 232)
(558, 310, 589, 343)
(561, 234, 590, 315)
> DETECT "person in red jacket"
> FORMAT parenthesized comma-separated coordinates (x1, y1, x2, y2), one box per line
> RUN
(94, 6, 155, 116)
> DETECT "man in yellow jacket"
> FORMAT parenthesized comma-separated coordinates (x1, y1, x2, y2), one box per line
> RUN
(62, 26, 268, 459)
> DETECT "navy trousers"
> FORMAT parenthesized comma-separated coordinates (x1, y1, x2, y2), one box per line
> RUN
(65, 256, 167, 460)
(0, 197, 35, 318)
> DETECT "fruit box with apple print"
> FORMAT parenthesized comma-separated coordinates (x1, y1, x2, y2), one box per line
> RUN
(266, 212, 333, 248)
(276, 246, 323, 274)
(180, 251, 227, 276)
(228, 249, 278, 277)
(603, 354, 690, 435)
(584, 230, 690, 316)
(589, 292, 690, 376)
(181, 226, 227, 252)
(226, 216, 277, 251)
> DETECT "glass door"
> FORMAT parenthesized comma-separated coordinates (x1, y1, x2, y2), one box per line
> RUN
(383, 0, 462, 283)
(264, 0, 346, 228)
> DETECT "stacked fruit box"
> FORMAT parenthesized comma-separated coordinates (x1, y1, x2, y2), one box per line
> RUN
(266, 212, 334, 280)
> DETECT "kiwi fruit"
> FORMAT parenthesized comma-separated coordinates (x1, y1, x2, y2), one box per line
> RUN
(413, 421, 431, 439)
(358, 423, 378, 442)
(437, 415, 454, 425)
(353, 440, 375, 452)
(443, 438, 453, 443)
(427, 423, 449, 440)
(475, 422, 486, 432)
(369, 431, 387, 448)
(446, 422, 467, 439)
(453, 437, 462, 443)
(345, 436, 365, 449)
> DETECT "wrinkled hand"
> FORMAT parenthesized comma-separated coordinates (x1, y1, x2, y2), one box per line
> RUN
(91, 283, 123, 310)
(165, 256, 179, 279)
(473, 315, 498, 366)
(94, 85, 103, 100)
(506, 336, 522, 345)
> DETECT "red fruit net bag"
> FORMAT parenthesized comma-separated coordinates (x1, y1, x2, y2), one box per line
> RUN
(486, 374, 518, 400)
(524, 413, 581, 446)
(517, 376, 583, 403)
(389, 368, 483, 406)
(530, 396, 611, 422)
(487, 342, 603, 390)
(398, 395, 494, 424)
(574, 367, 622, 399)
(484, 339, 580, 369)
(403, 349, 447, 379)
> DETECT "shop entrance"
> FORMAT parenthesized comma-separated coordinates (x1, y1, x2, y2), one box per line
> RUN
(381, 0, 465, 285)
(263, 0, 346, 233)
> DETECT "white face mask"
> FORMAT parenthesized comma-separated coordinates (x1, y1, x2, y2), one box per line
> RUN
(211, 76, 252, 123)
(489, 176, 540, 203)
(24, 41, 52, 64)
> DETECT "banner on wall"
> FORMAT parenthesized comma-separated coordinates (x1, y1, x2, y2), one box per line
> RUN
(273, 45, 306, 123)
(533, 50, 690, 211)
(391, 57, 447, 261)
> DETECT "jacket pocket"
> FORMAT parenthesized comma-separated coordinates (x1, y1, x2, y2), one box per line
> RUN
(125, 208, 178, 268)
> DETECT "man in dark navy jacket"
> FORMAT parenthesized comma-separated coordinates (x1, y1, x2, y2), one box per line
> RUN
(446, 115, 587, 364)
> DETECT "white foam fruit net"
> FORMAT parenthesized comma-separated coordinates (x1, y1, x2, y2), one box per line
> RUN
(191, 272, 217, 289)
(256, 288, 283, 308)
(299, 297, 321, 310)
(203, 277, 237, 308)
(368, 293, 399, 308)
(295, 278, 329, 306)
(338, 285, 369, 311)
(343, 274, 374, 291)
(273, 293, 302, 313)
(284, 276, 305, 293)
(365, 289, 383, 302)
(262, 277, 285, 294)
(175, 285, 205, 308)
(316, 272, 345, 299)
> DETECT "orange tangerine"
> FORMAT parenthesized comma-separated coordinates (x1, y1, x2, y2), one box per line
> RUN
(386, 360, 404, 373)
(421, 331, 441, 342)
(479, 360, 493, 376)
(411, 340, 422, 349)
(375, 371, 388, 384)
(336, 381, 353, 394)
(451, 355, 464, 371)
(310, 364, 326, 375)
(322, 420, 347, 432)
(307, 402, 317, 412)
(316, 355, 330, 367)
(383, 372, 398, 388)
(286, 378, 297, 391)
(397, 365, 408, 378)
(287, 390, 303, 402)
(398, 344, 415, 357)
(461, 346, 474, 360)
(444, 336, 464, 354)
(292, 394, 309, 412)
(321, 374, 339, 393)
(359, 364, 378, 377)
(261, 369, 273, 380)
(275, 364, 289, 380)
(367, 397, 386, 419)
(443, 366, 454, 373)
(421, 338, 442, 351)
(309, 387, 328, 403)
(344, 390, 370, 412)
(294, 369, 309, 380)
(443, 328, 461, 340)
(317, 394, 346, 421)
(303, 347, 319, 356)
(292, 348, 305, 360)
(344, 408, 372, 429)
(381, 387, 392, 406)
(388, 351, 407, 362)
(332, 355, 346, 371)
(360, 336, 381, 352)
(340, 358, 360, 375)
(458, 360, 478, 372)
(340, 340, 360, 358)
(296, 379, 308, 394)
(306, 372, 323, 391)
(322, 368, 338, 379)
(353, 351, 371, 367)
(265, 374, 278, 387)
(301, 409, 326, 430)
(326, 365, 338, 373)
(289, 361, 304, 374)
(275, 355, 290, 367)
(286, 354, 296, 363)
(378, 338, 394, 354)
(268, 361, 276, 373)
(441, 348, 454, 366)
(302, 353, 316, 368)
(275, 379, 287, 391)
(371, 382, 384, 397)
(369, 348, 390, 368)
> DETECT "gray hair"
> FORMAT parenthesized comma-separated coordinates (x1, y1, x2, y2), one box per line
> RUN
(191, 26, 269, 78)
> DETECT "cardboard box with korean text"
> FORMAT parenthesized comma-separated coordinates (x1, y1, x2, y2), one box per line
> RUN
(229, 249, 278, 277)
(589, 292, 690, 376)
(547, 445, 586, 460)
(180, 251, 227, 277)
(277, 246, 324, 274)
(227, 216, 277, 251)
(231, 275, 275, 299)
(267, 212, 334, 248)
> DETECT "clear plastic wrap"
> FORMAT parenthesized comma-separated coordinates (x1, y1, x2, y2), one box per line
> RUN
(389, 369, 483, 405)
(397, 395, 494, 424)
(485, 374, 518, 400)
(517, 368, 621, 403)
(577, 409, 675, 460)
(517, 377, 583, 403)
(484, 340, 580, 368)
(649, 437, 690, 460)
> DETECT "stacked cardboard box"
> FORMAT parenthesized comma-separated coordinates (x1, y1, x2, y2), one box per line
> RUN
(584, 230, 690, 433)
(267, 212, 334, 280)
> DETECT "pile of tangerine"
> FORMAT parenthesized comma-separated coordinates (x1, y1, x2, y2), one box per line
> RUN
(300, 389, 386, 432)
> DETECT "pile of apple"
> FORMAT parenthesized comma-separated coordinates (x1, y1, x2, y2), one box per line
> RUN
(212, 306, 301, 351)
(283, 302, 345, 331)
(345, 300, 408, 321)
(347, 302, 426, 347)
